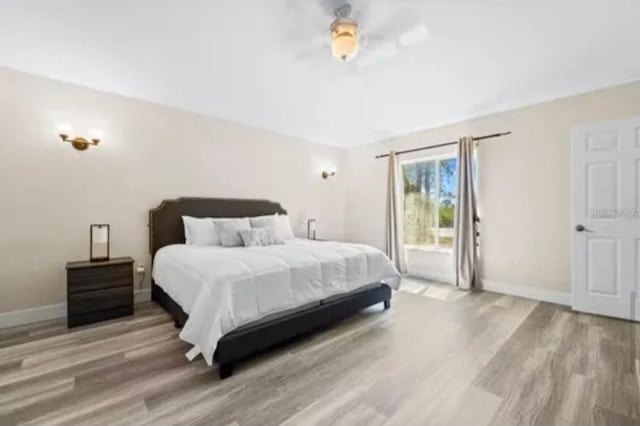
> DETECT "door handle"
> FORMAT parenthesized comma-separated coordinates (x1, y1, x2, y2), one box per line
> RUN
(575, 224, 593, 232)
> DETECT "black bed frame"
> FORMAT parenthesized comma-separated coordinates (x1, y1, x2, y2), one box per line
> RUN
(149, 197, 392, 379)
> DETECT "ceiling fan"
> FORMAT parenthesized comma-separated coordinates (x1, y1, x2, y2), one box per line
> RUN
(289, 0, 430, 69)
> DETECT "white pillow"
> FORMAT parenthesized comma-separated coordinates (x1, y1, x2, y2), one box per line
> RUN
(213, 218, 251, 247)
(250, 214, 295, 240)
(249, 214, 276, 229)
(182, 216, 220, 246)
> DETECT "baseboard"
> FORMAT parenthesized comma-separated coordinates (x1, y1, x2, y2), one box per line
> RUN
(0, 288, 153, 329)
(481, 280, 571, 306)
(134, 288, 151, 304)
(0, 303, 67, 329)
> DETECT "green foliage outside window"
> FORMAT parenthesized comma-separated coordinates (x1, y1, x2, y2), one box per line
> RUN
(402, 156, 457, 248)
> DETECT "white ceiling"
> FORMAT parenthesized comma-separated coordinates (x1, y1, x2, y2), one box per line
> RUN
(0, 0, 638, 147)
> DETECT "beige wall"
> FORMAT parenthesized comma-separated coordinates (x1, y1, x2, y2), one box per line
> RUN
(0, 67, 347, 314)
(3, 64, 640, 315)
(346, 81, 640, 294)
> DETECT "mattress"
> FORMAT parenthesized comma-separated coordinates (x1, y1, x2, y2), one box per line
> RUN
(152, 238, 401, 365)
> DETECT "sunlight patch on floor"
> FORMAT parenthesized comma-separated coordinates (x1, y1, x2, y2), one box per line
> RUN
(399, 277, 469, 302)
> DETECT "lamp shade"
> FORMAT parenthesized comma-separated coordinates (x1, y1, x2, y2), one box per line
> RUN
(90, 224, 110, 261)
(330, 19, 359, 62)
(93, 227, 109, 243)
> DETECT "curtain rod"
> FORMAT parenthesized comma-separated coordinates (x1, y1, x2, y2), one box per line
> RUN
(374, 131, 512, 159)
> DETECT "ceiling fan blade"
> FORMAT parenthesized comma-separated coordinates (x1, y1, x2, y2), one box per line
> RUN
(308, 33, 330, 49)
(291, 34, 329, 60)
(356, 39, 401, 69)
(349, 0, 370, 23)
(355, 21, 428, 69)
(283, 0, 333, 35)
(295, 48, 329, 62)
(318, 0, 351, 17)
(396, 22, 429, 49)
(285, 0, 323, 15)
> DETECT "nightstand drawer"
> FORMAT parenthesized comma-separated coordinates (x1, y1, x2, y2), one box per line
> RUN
(68, 306, 134, 328)
(67, 264, 133, 293)
(68, 286, 132, 316)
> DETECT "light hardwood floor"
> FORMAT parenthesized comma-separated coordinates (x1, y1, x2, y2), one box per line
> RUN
(0, 280, 638, 426)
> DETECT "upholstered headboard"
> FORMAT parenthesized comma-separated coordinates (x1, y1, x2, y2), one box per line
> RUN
(148, 197, 287, 257)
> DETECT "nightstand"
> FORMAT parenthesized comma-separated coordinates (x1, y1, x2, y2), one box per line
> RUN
(66, 257, 134, 328)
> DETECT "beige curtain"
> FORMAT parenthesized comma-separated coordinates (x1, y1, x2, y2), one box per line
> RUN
(454, 137, 480, 289)
(385, 151, 407, 274)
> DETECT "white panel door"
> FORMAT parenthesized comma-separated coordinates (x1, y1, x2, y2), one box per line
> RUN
(572, 117, 640, 321)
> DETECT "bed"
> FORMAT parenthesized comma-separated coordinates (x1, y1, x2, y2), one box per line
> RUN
(149, 197, 400, 379)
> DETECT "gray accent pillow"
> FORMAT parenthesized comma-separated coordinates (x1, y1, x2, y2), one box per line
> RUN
(239, 228, 285, 247)
(213, 218, 251, 247)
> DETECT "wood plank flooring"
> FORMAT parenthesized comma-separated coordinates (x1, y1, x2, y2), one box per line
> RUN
(0, 280, 638, 426)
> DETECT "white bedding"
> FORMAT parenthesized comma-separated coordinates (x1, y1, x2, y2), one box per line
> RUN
(152, 238, 401, 365)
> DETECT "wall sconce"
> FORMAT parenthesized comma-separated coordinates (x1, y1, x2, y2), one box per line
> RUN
(321, 171, 336, 179)
(59, 134, 101, 151)
(58, 126, 102, 151)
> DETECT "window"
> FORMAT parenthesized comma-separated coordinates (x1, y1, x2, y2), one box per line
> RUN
(402, 155, 457, 250)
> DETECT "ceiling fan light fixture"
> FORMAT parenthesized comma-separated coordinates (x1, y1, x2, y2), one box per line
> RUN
(330, 18, 359, 62)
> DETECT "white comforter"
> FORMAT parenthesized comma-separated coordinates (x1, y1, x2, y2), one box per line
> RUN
(152, 239, 401, 365)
